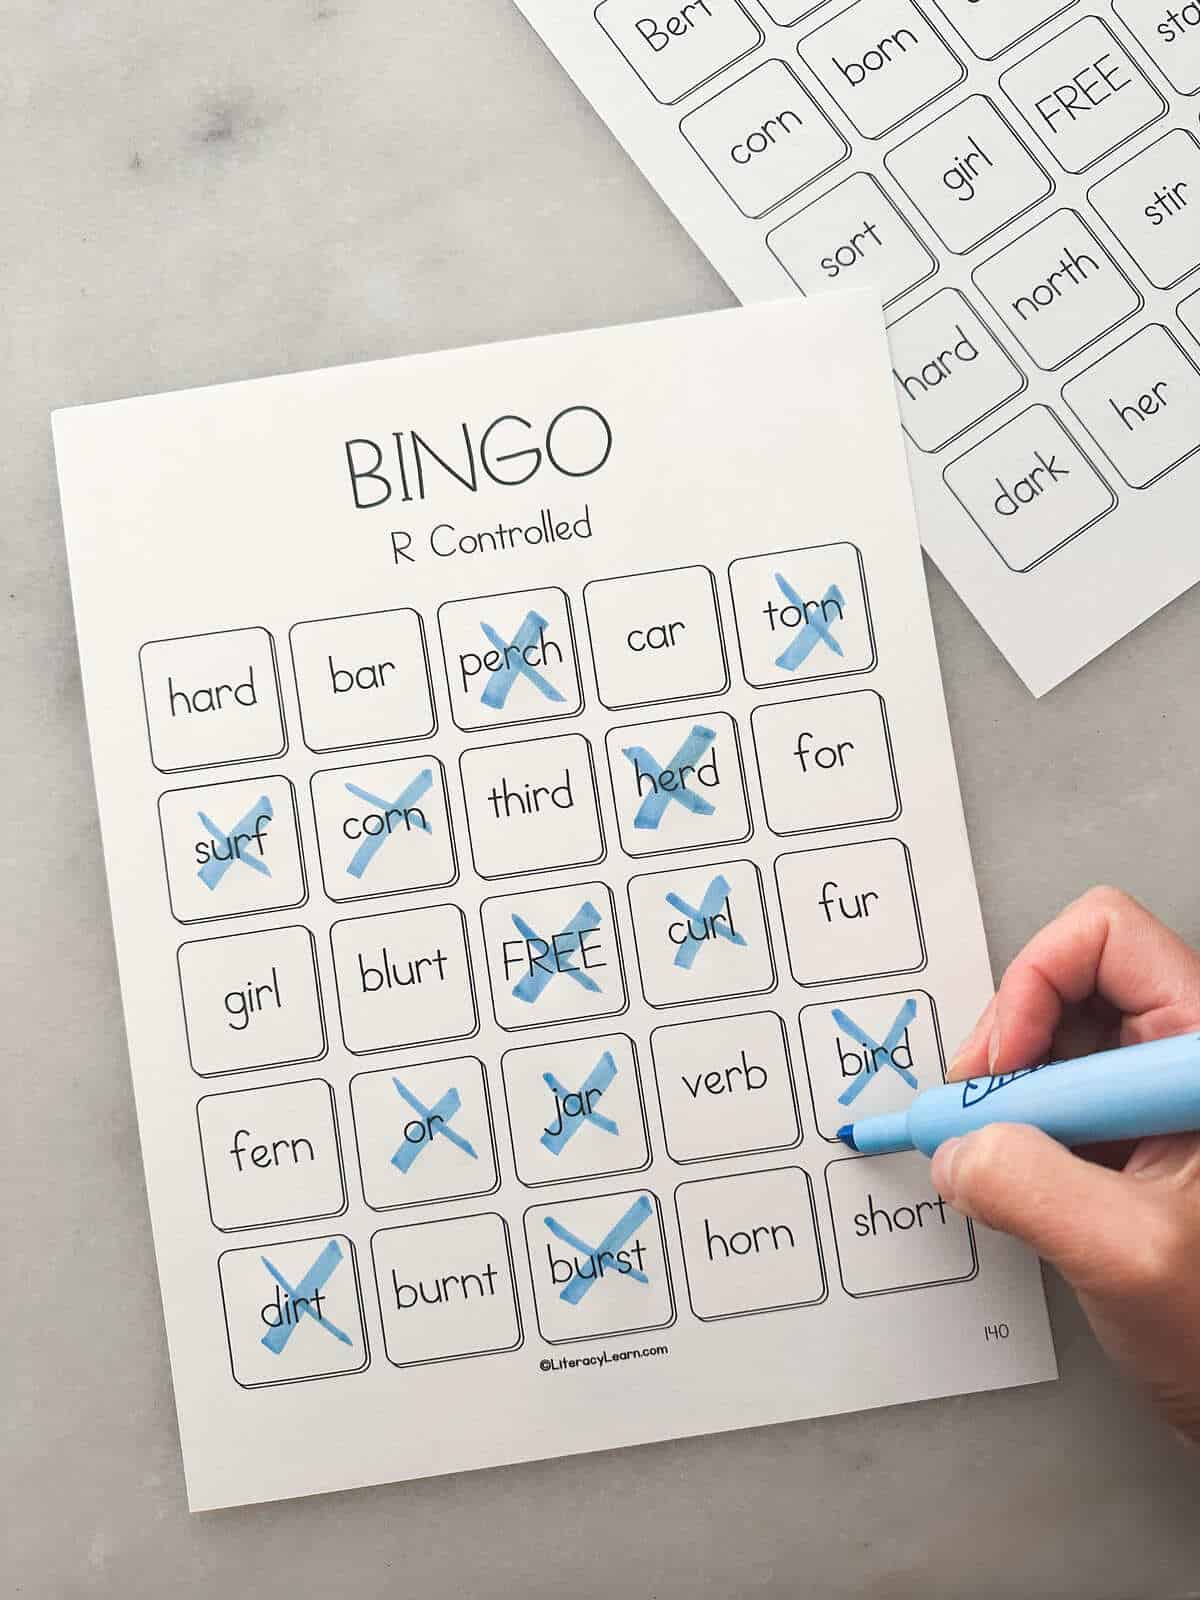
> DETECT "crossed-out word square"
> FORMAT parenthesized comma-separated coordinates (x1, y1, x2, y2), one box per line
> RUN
(583, 565, 729, 709)
(605, 711, 751, 857)
(158, 774, 306, 924)
(459, 732, 604, 878)
(218, 1232, 369, 1387)
(140, 627, 286, 773)
(825, 1152, 977, 1296)
(751, 690, 899, 836)
(627, 858, 775, 1008)
(370, 1213, 523, 1367)
(438, 586, 583, 732)
(349, 1057, 499, 1211)
(289, 609, 436, 753)
(310, 755, 457, 902)
(798, 988, 944, 1140)
(479, 880, 627, 1031)
(500, 1032, 650, 1187)
(330, 904, 478, 1054)
(197, 1079, 346, 1232)
(524, 1187, 675, 1344)
(728, 543, 875, 689)
(650, 1010, 800, 1162)
(177, 924, 326, 1077)
(775, 838, 925, 986)
(674, 1168, 826, 1321)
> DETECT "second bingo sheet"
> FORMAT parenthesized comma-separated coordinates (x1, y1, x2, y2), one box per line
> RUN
(53, 292, 1056, 1511)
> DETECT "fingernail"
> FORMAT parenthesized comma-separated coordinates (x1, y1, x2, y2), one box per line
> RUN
(931, 1136, 965, 1201)
(987, 1014, 1003, 1072)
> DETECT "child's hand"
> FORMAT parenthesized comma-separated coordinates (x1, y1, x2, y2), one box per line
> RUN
(934, 886, 1200, 1442)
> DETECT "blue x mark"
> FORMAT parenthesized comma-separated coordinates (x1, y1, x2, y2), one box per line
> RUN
(835, 998, 920, 1108)
(480, 611, 565, 709)
(390, 1076, 478, 1173)
(343, 769, 433, 880)
(543, 1194, 653, 1305)
(197, 795, 273, 891)
(773, 572, 846, 673)
(665, 873, 746, 971)
(511, 901, 604, 1005)
(259, 1238, 352, 1355)
(541, 1050, 620, 1157)
(622, 724, 717, 832)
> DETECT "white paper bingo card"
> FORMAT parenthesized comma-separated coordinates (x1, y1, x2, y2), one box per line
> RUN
(53, 295, 1055, 1512)
(513, 0, 1200, 695)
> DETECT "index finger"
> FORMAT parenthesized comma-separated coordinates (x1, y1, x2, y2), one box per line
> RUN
(949, 886, 1200, 1081)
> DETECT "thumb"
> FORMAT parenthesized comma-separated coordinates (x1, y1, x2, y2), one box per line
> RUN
(931, 1124, 1167, 1300)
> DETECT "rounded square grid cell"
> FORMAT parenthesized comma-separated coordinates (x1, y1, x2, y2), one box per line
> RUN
(350, 1057, 500, 1212)
(523, 1186, 675, 1345)
(883, 95, 1054, 255)
(767, 170, 939, 307)
(999, 15, 1167, 175)
(197, 1079, 347, 1232)
(139, 627, 286, 774)
(310, 754, 458, 903)
(459, 732, 605, 880)
(751, 690, 900, 836)
(595, 0, 764, 105)
(1061, 322, 1200, 489)
(728, 542, 876, 690)
(178, 924, 327, 1078)
(680, 59, 850, 219)
(480, 880, 628, 1032)
(438, 585, 583, 733)
(501, 1033, 651, 1187)
(1112, 0, 1200, 94)
(288, 609, 436, 754)
(1086, 129, 1200, 290)
(929, 0, 1080, 60)
(796, 0, 966, 140)
(605, 711, 752, 859)
(943, 404, 1117, 572)
(651, 1010, 801, 1162)
(1181, 286, 1200, 347)
(158, 774, 307, 925)
(583, 565, 729, 709)
(627, 858, 776, 1009)
(824, 1152, 978, 1296)
(775, 837, 926, 986)
(674, 1167, 827, 1320)
(329, 904, 479, 1055)
(371, 1213, 523, 1367)
(887, 288, 1028, 454)
(970, 208, 1143, 372)
(798, 987, 945, 1140)
(218, 1232, 369, 1388)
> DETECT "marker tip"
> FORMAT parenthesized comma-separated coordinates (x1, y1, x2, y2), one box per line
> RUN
(836, 1124, 858, 1151)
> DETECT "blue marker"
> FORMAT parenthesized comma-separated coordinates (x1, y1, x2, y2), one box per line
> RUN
(837, 1032, 1200, 1156)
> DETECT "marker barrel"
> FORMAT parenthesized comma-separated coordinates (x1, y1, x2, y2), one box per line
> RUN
(848, 1033, 1200, 1156)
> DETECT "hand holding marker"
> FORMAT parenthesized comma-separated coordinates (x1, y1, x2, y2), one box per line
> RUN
(865, 888, 1200, 1443)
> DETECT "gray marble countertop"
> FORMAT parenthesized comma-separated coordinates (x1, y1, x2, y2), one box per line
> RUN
(5, 4, 1200, 1596)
